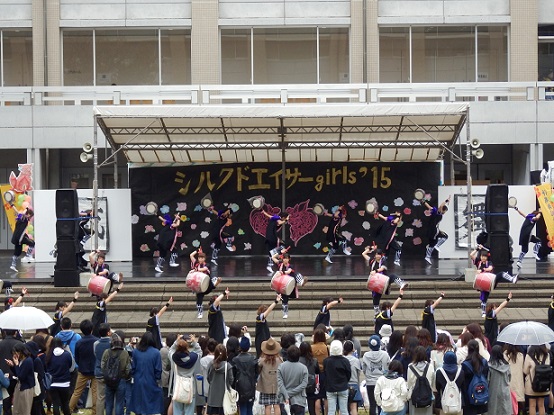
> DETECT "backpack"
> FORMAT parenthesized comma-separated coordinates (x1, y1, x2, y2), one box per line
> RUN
(380, 385, 399, 413)
(463, 361, 489, 405)
(233, 357, 256, 402)
(410, 363, 433, 408)
(531, 355, 553, 393)
(439, 367, 462, 414)
(306, 373, 316, 395)
(103, 350, 123, 389)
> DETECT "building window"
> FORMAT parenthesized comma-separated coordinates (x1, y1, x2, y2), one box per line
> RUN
(63, 31, 94, 86)
(2, 30, 33, 86)
(161, 29, 191, 85)
(221, 27, 349, 84)
(379, 26, 507, 83)
(62, 29, 191, 86)
(221, 29, 251, 84)
(539, 25, 554, 82)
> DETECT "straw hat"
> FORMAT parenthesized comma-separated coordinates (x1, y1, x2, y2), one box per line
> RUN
(261, 338, 282, 355)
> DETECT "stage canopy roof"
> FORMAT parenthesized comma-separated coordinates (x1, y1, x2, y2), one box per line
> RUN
(93, 103, 469, 165)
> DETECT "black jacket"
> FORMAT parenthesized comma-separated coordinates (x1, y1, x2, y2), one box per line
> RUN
(323, 355, 351, 392)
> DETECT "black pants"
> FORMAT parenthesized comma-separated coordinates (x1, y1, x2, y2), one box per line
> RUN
(290, 404, 305, 415)
(50, 386, 71, 415)
(13, 234, 35, 257)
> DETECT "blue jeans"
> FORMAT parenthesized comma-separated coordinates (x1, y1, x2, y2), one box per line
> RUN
(124, 379, 132, 415)
(326, 389, 348, 415)
(239, 401, 253, 415)
(173, 396, 196, 415)
(380, 409, 406, 415)
(105, 381, 126, 415)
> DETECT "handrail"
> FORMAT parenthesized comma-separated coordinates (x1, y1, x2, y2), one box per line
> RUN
(0, 82, 551, 106)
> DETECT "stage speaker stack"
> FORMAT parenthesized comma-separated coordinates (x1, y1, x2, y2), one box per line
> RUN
(53, 189, 80, 287)
(485, 184, 511, 273)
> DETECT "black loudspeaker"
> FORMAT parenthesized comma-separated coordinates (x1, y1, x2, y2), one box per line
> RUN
(56, 220, 78, 239)
(488, 233, 512, 273)
(485, 184, 509, 233)
(53, 270, 80, 287)
(56, 189, 78, 219)
(55, 239, 77, 271)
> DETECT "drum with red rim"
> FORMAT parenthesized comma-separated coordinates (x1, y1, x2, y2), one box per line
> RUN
(270, 271, 295, 296)
(367, 273, 390, 294)
(87, 276, 110, 297)
(186, 271, 210, 293)
(473, 272, 496, 292)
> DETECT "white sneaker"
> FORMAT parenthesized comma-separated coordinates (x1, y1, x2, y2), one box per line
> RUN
(266, 265, 273, 272)
(399, 281, 409, 290)
(9, 265, 17, 272)
(197, 312, 203, 319)
(512, 274, 519, 284)
(516, 261, 522, 269)
(481, 312, 486, 318)
(283, 313, 288, 319)
(425, 256, 432, 265)
(343, 248, 352, 256)
(325, 256, 333, 264)
(22, 256, 34, 263)
(155, 266, 163, 273)
(394, 261, 400, 266)
(226, 245, 234, 252)
(169, 262, 179, 268)
(211, 258, 218, 265)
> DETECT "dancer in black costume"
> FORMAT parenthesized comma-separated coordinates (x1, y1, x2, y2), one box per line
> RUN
(423, 196, 450, 264)
(263, 211, 289, 272)
(513, 207, 542, 268)
(324, 205, 351, 264)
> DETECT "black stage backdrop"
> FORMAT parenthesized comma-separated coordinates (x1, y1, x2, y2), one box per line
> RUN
(130, 162, 440, 258)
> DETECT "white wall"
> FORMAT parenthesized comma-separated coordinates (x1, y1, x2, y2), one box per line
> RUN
(438, 185, 537, 259)
(33, 188, 132, 262)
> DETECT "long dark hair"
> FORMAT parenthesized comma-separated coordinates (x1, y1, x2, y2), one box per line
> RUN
(137, 332, 156, 352)
(465, 340, 483, 372)
(489, 344, 508, 365)
(528, 345, 549, 363)
(46, 337, 64, 365)
(299, 341, 314, 361)
(401, 337, 419, 359)
(387, 330, 404, 358)
(503, 343, 521, 364)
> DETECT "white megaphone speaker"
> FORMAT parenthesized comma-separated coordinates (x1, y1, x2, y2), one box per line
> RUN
(80, 152, 93, 163)
(414, 188, 426, 201)
(312, 203, 325, 216)
(83, 142, 93, 153)
(247, 196, 265, 209)
(365, 199, 379, 214)
(472, 148, 484, 159)
(470, 138, 480, 149)
(3, 190, 14, 204)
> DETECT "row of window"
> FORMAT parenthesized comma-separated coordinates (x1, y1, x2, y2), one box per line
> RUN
(2, 25, 547, 87)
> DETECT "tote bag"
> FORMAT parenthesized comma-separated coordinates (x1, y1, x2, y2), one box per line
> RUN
(223, 363, 238, 415)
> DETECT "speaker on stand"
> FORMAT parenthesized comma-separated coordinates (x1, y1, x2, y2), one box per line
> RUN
(54, 189, 80, 287)
(484, 184, 512, 274)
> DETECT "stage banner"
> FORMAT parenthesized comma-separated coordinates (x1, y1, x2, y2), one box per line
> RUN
(130, 162, 440, 257)
(534, 183, 554, 248)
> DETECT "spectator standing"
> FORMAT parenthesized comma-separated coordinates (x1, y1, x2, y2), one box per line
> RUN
(7, 343, 35, 415)
(435, 351, 463, 415)
(407, 346, 435, 415)
(94, 323, 113, 415)
(232, 337, 258, 415)
(323, 340, 351, 415)
(257, 338, 283, 415)
(69, 319, 98, 415)
(277, 345, 308, 415)
(363, 335, 390, 415)
(299, 342, 321, 415)
(47, 337, 76, 415)
(503, 343, 525, 415)
(523, 345, 550, 415)
(461, 340, 489, 415)
(487, 345, 512, 415)
(207, 344, 234, 415)
(0, 329, 24, 415)
(343, 341, 362, 415)
(374, 360, 408, 415)
(102, 333, 131, 415)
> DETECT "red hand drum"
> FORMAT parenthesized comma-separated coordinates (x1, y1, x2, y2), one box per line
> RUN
(186, 271, 210, 293)
(367, 273, 390, 294)
(270, 271, 295, 296)
(473, 272, 496, 292)
(87, 276, 110, 297)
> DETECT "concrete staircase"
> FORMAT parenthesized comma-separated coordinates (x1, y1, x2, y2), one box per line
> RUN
(12, 277, 554, 348)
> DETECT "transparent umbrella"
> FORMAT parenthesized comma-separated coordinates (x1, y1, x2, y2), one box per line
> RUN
(497, 321, 554, 346)
(0, 306, 54, 331)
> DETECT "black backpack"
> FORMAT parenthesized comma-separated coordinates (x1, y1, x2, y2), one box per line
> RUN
(103, 350, 123, 389)
(531, 355, 553, 393)
(410, 363, 433, 408)
(233, 356, 256, 402)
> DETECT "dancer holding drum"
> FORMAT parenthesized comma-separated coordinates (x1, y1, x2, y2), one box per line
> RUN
(271, 250, 307, 319)
(208, 206, 234, 266)
(264, 210, 289, 272)
(255, 293, 282, 358)
(89, 250, 123, 292)
(375, 212, 403, 266)
(324, 205, 351, 264)
(423, 196, 450, 264)
(513, 208, 542, 268)
(146, 295, 174, 349)
(188, 249, 222, 319)
(470, 245, 518, 317)
(91, 282, 123, 337)
(362, 245, 408, 317)
(374, 288, 404, 335)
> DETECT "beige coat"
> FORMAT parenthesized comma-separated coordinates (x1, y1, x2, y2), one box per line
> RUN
(523, 353, 550, 397)
(504, 350, 525, 401)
